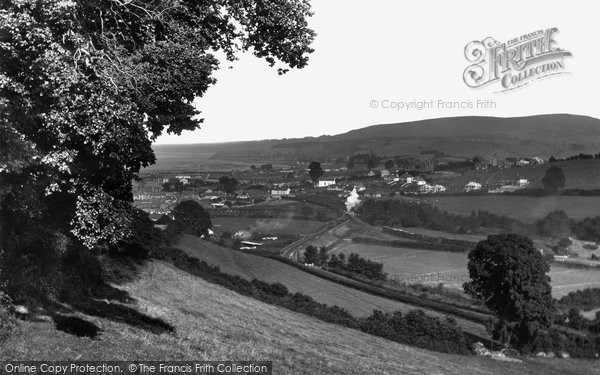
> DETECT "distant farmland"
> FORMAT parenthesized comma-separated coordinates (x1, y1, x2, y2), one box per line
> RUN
(413, 195, 600, 223)
(332, 242, 600, 298)
(442, 159, 600, 190)
(211, 217, 327, 236)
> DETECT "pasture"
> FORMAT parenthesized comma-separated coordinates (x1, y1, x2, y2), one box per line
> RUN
(443, 159, 600, 190)
(3, 261, 592, 375)
(332, 242, 600, 298)
(175, 235, 488, 337)
(414, 195, 600, 223)
(211, 217, 327, 236)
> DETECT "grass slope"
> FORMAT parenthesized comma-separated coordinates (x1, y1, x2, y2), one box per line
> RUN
(174, 235, 488, 338)
(3, 261, 598, 374)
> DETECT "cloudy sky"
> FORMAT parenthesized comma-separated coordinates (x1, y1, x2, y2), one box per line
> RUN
(155, 0, 599, 144)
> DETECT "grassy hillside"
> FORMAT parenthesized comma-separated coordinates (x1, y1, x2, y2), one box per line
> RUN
(3, 261, 598, 374)
(174, 235, 488, 338)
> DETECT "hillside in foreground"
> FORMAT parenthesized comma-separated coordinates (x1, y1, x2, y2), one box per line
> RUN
(2, 261, 598, 374)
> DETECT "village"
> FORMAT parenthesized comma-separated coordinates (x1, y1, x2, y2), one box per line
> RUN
(132, 153, 548, 219)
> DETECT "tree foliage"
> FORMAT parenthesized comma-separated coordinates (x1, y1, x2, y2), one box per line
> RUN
(542, 166, 566, 193)
(218, 176, 238, 195)
(0, 0, 314, 251)
(167, 200, 212, 238)
(464, 234, 554, 348)
(308, 161, 323, 182)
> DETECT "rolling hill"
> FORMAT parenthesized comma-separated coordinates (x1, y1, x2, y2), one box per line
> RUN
(4, 260, 598, 374)
(151, 114, 600, 166)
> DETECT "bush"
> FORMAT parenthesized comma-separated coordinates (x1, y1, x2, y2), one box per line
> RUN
(556, 288, 600, 312)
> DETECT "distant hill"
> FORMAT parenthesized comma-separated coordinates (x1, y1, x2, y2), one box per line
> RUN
(152, 114, 600, 166)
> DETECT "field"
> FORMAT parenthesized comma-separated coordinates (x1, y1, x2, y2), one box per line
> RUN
(175, 235, 488, 338)
(211, 217, 327, 237)
(411, 195, 600, 224)
(441, 159, 600, 190)
(4, 261, 598, 374)
(332, 242, 600, 298)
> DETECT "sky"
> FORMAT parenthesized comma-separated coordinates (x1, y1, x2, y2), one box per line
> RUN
(155, 0, 600, 145)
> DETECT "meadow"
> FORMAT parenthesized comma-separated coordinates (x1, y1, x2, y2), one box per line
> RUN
(175, 235, 488, 338)
(3, 261, 598, 374)
(211, 217, 327, 237)
(332, 242, 600, 298)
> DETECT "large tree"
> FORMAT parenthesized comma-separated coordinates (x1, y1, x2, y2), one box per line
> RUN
(308, 161, 323, 182)
(0, 0, 314, 296)
(463, 234, 554, 349)
(0, 1, 313, 242)
(218, 176, 238, 195)
(167, 200, 212, 238)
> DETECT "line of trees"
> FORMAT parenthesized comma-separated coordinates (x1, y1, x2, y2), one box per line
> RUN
(304, 246, 387, 281)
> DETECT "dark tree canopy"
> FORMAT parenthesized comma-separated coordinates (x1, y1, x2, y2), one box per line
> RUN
(303, 245, 318, 264)
(0, 0, 314, 248)
(218, 176, 238, 195)
(167, 200, 212, 238)
(542, 166, 566, 193)
(384, 160, 395, 171)
(463, 234, 554, 348)
(308, 161, 324, 182)
(536, 210, 571, 238)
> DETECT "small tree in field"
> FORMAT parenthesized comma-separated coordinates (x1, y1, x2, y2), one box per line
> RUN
(463, 234, 553, 349)
(304, 245, 318, 264)
(542, 166, 566, 193)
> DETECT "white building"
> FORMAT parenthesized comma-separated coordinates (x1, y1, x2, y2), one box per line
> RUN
(464, 181, 482, 192)
(317, 179, 336, 188)
(271, 188, 291, 197)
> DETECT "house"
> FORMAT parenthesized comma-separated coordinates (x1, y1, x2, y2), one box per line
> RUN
(363, 190, 384, 199)
(271, 188, 291, 197)
(317, 179, 336, 188)
(398, 173, 413, 184)
(516, 158, 530, 167)
(431, 184, 447, 193)
(464, 181, 482, 192)
(380, 169, 391, 178)
(241, 241, 263, 247)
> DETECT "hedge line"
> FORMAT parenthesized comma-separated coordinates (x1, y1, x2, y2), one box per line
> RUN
(352, 236, 467, 253)
(247, 252, 493, 326)
(151, 247, 471, 354)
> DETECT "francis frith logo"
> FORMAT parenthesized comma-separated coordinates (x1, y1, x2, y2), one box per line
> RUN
(463, 28, 572, 92)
